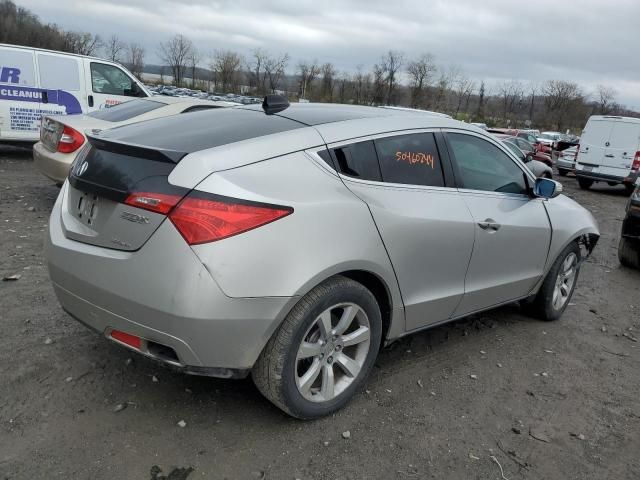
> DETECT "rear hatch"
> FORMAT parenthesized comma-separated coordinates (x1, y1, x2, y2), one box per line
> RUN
(59, 106, 307, 251)
(62, 138, 187, 251)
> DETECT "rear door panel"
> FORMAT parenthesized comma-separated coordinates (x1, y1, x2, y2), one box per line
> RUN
(578, 119, 613, 173)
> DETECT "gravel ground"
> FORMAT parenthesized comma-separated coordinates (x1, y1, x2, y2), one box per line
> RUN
(1, 147, 639, 480)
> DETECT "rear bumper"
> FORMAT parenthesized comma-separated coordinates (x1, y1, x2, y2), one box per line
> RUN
(46, 189, 297, 374)
(575, 168, 639, 185)
(33, 142, 74, 184)
(556, 158, 575, 170)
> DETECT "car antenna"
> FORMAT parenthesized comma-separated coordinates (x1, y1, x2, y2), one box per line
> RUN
(262, 94, 290, 114)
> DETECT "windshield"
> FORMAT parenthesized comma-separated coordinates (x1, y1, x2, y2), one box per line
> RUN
(87, 99, 164, 122)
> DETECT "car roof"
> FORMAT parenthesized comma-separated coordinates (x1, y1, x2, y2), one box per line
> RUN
(91, 102, 476, 159)
(147, 96, 236, 108)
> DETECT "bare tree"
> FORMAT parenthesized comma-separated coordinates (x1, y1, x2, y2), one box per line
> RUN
(527, 82, 539, 122)
(320, 62, 335, 101)
(126, 43, 145, 80)
(406, 53, 437, 108)
(188, 48, 201, 89)
(63, 31, 102, 56)
(353, 65, 371, 105)
(453, 73, 474, 116)
(543, 80, 582, 130)
(212, 50, 243, 93)
(498, 80, 523, 122)
(371, 63, 386, 105)
(104, 34, 125, 63)
(158, 34, 193, 87)
(381, 50, 404, 105)
(247, 48, 268, 95)
(596, 85, 617, 114)
(476, 81, 486, 119)
(297, 60, 320, 100)
(264, 53, 290, 93)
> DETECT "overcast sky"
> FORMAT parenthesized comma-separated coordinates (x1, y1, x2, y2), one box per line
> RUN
(20, 0, 640, 108)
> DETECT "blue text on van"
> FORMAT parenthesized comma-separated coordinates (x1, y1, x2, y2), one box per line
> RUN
(0, 67, 21, 84)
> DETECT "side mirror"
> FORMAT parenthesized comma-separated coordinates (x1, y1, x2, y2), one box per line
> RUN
(534, 177, 563, 199)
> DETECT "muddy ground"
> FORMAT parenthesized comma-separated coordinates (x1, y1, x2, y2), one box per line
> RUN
(1, 147, 639, 480)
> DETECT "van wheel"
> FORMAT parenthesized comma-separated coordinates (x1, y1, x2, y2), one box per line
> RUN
(558, 169, 568, 177)
(624, 183, 635, 195)
(526, 242, 581, 321)
(618, 237, 640, 269)
(252, 276, 382, 419)
(578, 178, 593, 190)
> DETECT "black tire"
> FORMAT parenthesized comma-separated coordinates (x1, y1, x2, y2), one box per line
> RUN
(624, 183, 635, 195)
(607, 181, 618, 187)
(252, 276, 382, 419)
(578, 178, 593, 190)
(618, 237, 640, 269)
(558, 169, 568, 177)
(527, 242, 581, 321)
(543, 171, 553, 179)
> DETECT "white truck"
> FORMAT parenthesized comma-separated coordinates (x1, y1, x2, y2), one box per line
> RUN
(0, 43, 150, 143)
(575, 115, 640, 194)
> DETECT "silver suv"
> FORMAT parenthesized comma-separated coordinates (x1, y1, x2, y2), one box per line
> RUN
(46, 99, 599, 418)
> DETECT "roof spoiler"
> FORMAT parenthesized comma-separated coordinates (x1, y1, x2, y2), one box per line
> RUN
(262, 94, 290, 115)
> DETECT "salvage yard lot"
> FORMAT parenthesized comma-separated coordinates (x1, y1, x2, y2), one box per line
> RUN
(1, 147, 639, 480)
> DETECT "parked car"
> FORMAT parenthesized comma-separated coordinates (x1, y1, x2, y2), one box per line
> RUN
(46, 98, 599, 418)
(488, 128, 551, 155)
(502, 139, 553, 178)
(575, 115, 640, 193)
(503, 136, 553, 167)
(618, 179, 640, 268)
(33, 97, 235, 185)
(557, 146, 578, 176)
(537, 132, 563, 149)
(0, 43, 150, 143)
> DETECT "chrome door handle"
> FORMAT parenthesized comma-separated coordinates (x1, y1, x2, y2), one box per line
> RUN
(478, 219, 501, 231)
(605, 154, 614, 158)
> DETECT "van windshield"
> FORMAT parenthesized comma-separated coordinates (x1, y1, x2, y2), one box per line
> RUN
(87, 99, 164, 122)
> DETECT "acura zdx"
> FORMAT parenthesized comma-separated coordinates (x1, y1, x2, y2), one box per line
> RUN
(46, 97, 599, 418)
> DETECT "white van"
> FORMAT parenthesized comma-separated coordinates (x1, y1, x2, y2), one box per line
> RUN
(0, 44, 150, 143)
(575, 115, 640, 193)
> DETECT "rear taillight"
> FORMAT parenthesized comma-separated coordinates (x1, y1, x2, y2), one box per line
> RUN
(124, 192, 183, 215)
(57, 126, 85, 153)
(632, 151, 640, 170)
(169, 193, 293, 245)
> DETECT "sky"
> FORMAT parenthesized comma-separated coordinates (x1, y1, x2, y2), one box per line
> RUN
(19, 0, 640, 109)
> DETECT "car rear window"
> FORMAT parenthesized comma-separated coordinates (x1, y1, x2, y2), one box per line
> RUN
(375, 133, 444, 187)
(329, 140, 382, 181)
(88, 99, 164, 122)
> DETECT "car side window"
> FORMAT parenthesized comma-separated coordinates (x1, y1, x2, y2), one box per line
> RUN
(90, 63, 143, 97)
(374, 133, 444, 187)
(327, 140, 382, 181)
(447, 133, 528, 195)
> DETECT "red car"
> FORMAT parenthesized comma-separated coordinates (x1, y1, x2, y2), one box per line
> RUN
(488, 128, 552, 155)
(492, 134, 553, 167)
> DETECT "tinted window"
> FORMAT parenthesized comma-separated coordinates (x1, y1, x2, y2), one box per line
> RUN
(503, 141, 525, 160)
(448, 133, 528, 195)
(38, 54, 80, 91)
(317, 149, 335, 169)
(91, 63, 142, 97)
(88, 99, 164, 122)
(514, 138, 534, 151)
(93, 107, 304, 156)
(375, 133, 444, 187)
(331, 140, 381, 181)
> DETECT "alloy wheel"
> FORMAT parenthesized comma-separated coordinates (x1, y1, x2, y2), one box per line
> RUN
(552, 252, 577, 310)
(295, 303, 371, 402)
